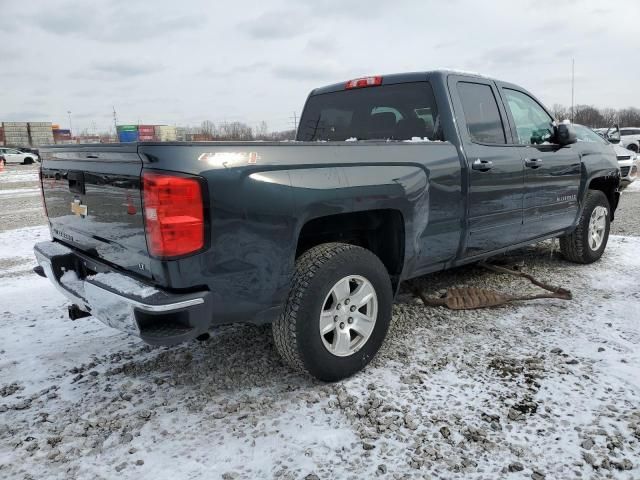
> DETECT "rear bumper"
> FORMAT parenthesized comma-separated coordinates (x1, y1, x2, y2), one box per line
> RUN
(33, 241, 213, 346)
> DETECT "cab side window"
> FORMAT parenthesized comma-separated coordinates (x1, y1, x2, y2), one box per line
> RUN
(503, 89, 554, 145)
(457, 82, 506, 144)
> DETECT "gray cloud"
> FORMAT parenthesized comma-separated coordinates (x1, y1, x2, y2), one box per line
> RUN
(240, 11, 308, 40)
(91, 61, 163, 78)
(27, 1, 204, 43)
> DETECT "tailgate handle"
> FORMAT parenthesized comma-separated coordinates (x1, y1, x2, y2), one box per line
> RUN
(68, 171, 86, 195)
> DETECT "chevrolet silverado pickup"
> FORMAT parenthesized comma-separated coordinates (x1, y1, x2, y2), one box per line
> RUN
(34, 70, 621, 381)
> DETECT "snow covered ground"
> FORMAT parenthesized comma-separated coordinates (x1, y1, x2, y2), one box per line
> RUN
(1, 232, 639, 479)
(0, 166, 639, 479)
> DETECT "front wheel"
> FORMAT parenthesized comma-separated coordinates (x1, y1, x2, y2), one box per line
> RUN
(272, 243, 392, 382)
(559, 190, 611, 264)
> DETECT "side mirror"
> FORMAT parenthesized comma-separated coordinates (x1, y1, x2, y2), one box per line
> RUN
(606, 124, 620, 144)
(556, 123, 577, 146)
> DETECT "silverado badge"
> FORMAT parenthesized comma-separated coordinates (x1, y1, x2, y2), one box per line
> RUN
(71, 199, 88, 217)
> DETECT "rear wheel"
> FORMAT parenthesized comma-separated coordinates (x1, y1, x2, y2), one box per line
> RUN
(559, 190, 610, 264)
(23, 157, 34, 165)
(272, 243, 392, 382)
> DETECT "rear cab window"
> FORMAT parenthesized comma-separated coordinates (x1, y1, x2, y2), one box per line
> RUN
(456, 82, 506, 144)
(297, 82, 442, 142)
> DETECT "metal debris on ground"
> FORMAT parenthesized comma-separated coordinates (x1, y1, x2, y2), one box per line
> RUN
(410, 262, 572, 310)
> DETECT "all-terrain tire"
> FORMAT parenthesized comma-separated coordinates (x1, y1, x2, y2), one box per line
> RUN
(559, 190, 611, 264)
(272, 243, 392, 382)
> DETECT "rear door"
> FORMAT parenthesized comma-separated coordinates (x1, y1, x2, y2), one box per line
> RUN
(448, 76, 524, 256)
(497, 85, 581, 238)
(40, 145, 151, 278)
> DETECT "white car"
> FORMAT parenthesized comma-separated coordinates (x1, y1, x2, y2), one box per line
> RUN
(619, 127, 640, 153)
(0, 147, 39, 165)
(575, 124, 637, 187)
(612, 143, 638, 186)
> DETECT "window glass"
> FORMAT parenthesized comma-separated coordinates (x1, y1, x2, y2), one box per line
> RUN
(620, 130, 631, 136)
(297, 82, 441, 141)
(457, 82, 506, 144)
(503, 89, 554, 145)
(573, 124, 608, 144)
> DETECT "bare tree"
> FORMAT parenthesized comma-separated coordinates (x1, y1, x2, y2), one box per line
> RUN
(599, 108, 618, 127)
(254, 121, 269, 140)
(618, 108, 640, 127)
(551, 104, 570, 122)
(200, 120, 216, 140)
(573, 105, 604, 127)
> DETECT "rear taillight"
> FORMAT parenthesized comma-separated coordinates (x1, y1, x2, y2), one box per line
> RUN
(345, 76, 383, 89)
(142, 171, 205, 258)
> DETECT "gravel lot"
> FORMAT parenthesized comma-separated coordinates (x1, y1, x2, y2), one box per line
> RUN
(1, 165, 639, 479)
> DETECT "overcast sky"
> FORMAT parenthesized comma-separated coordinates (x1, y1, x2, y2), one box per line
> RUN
(2, 0, 639, 134)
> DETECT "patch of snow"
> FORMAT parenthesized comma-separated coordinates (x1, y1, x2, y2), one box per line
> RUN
(345, 137, 358, 142)
(89, 272, 158, 299)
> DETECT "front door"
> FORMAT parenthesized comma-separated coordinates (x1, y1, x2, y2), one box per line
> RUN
(448, 77, 524, 256)
(498, 87, 581, 239)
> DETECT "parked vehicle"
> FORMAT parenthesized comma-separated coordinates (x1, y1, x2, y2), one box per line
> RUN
(613, 145, 638, 187)
(19, 147, 41, 160)
(0, 147, 39, 164)
(574, 124, 637, 187)
(33, 70, 620, 381)
(618, 127, 640, 153)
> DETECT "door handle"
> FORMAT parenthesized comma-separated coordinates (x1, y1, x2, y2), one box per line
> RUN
(524, 158, 543, 168)
(472, 158, 493, 171)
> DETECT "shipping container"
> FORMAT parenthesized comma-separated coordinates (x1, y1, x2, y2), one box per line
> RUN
(118, 130, 139, 142)
(138, 135, 155, 142)
(154, 125, 177, 141)
(116, 125, 138, 132)
(2, 122, 28, 127)
(52, 124, 61, 130)
(53, 129, 71, 135)
(2, 126, 29, 134)
(28, 122, 52, 128)
(138, 124, 155, 132)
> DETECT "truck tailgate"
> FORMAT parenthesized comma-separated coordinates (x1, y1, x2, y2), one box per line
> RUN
(40, 145, 151, 279)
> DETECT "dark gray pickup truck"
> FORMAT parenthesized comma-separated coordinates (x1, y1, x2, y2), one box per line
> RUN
(34, 70, 620, 381)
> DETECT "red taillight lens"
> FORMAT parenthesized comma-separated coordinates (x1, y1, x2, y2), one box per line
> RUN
(345, 76, 382, 89)
(142, 171, 205, 258)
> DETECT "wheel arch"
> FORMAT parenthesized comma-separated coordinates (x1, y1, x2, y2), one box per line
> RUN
(587, 175, 620, 220)
(295, 209, 406, 292)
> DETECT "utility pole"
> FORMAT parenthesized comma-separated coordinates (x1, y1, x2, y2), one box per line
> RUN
(290, 111, 298, 133)
(112, 106, 118, 133)
(67, 110, 73, 136)
(570, 58, 575, 123)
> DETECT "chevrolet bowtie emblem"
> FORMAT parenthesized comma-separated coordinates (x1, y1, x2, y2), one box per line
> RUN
(71, 199, 88, 217)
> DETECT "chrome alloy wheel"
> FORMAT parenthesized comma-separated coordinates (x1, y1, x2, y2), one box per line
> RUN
(319, 275, 378, 357)
(588, 206, 608, 251)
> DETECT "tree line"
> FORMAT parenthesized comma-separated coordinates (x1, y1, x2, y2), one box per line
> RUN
(196, 120, 296, 141)
(551, 105, 640, 128)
